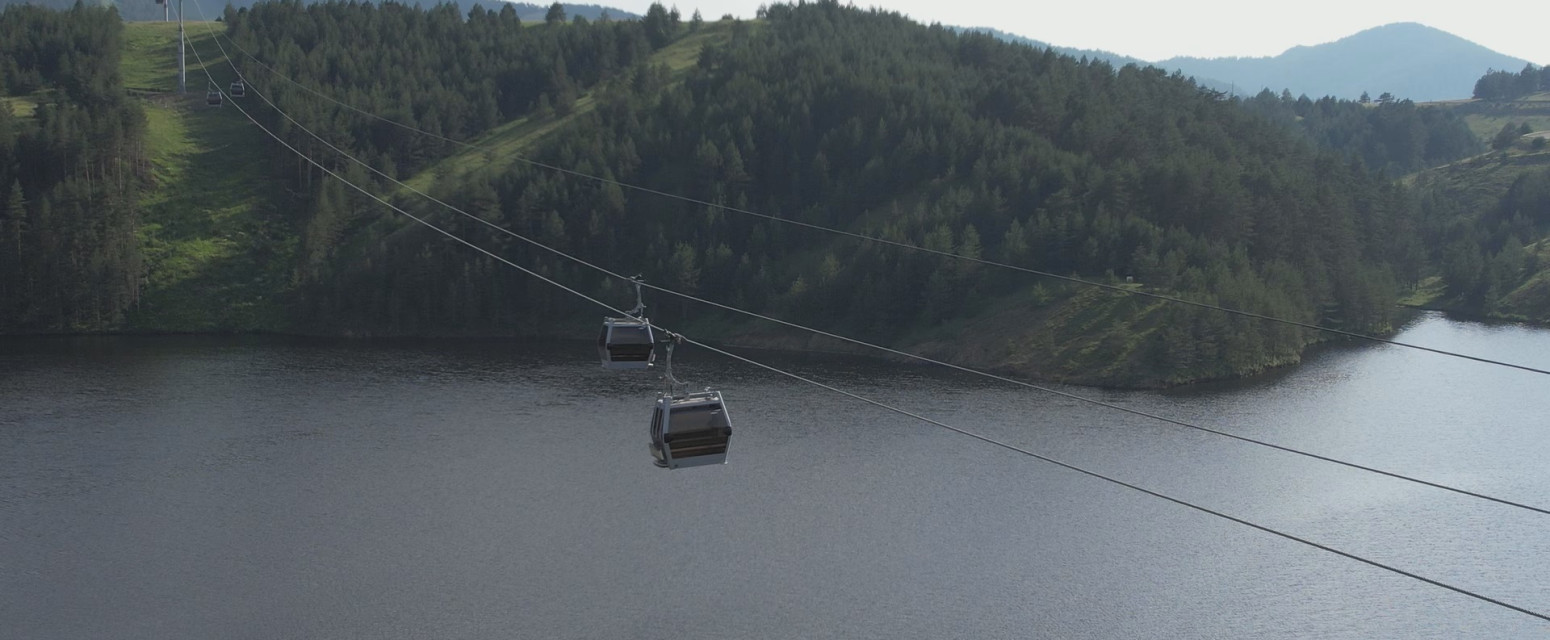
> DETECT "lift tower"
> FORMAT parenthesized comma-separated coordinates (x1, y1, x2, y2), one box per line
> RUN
(176, 0, 186, 94)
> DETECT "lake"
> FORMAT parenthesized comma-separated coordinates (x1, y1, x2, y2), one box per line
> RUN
(2, 311, 1548, 638)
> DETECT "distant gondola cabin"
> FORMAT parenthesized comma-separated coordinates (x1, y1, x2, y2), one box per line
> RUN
(598, 317, 654, 369)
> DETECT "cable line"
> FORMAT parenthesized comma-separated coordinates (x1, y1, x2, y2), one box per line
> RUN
(183, 33, 1550, 623)
(210, 28, 1550, 379)
(188, 19, 1550, 519)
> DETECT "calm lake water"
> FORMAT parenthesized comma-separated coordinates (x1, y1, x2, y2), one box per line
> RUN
(3, 311, 1549, 638)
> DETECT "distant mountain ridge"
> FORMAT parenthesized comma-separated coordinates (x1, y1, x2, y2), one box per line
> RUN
(964, 22, 1532, 102)
(956, 27, 1148, 68)
(958, 26, 1234, 93)
(1156, 23, 1531, 102)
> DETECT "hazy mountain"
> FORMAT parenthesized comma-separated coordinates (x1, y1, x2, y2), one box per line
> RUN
(1156, 22, 1532, 102)
(958, 27, 1233, 94)
(957, 27, 1146, 67)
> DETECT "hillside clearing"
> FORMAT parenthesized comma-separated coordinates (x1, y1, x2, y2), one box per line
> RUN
(122, 21, 235, 92)
(3, 95, 38, 116)
(123, 21, 293, 331)
(1424, 92, 1550, 144)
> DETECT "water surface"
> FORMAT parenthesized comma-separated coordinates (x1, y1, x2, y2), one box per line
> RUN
(3, 313, 1549, 638)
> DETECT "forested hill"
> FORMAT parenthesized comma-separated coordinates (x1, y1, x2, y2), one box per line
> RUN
(215, 0, 1423, 386)
(1237, 90, 1480, 176)
(4, 1, 1462, 387)
(1411, 141, 1550, 322)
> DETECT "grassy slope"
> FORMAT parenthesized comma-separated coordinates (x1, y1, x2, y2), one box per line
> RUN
(3, 95, 39, 116)
(1464, 92, 1550, 142)
(724, 282, 1277, 388)
(123, 21, 294, 331)
(1424, 92, 1550, 144)
(1406, 144, 1550, 199)
(400, 21, 736, 193)
(909, 286, 1178, 386)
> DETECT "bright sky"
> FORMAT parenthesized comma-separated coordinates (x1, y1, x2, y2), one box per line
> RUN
(612, 0, 1548, 65)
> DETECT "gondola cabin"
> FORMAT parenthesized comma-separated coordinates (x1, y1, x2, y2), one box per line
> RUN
(229, 80, 246, 98)
(650, 390, 732, 469)
(598, 317, 654, 369)
(206, 90, 222, 107)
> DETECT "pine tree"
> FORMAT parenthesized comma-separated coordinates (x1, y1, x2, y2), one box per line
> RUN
(1493, 123, 1522, 150)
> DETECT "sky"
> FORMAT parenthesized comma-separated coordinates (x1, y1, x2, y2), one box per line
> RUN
(612, 0, 1549, 65)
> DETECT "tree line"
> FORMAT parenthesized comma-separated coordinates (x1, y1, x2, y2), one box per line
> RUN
(0, 4, 147, 332)
(1238, 88, 1479, 176)
(1473, 64, 1549, 102)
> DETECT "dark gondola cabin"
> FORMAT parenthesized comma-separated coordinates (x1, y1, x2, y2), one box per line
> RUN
(206, 90, 222, 107)
(229, 80, 246, 98)
(650, 390, 732, 469)
(598, 318, 654, 369)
